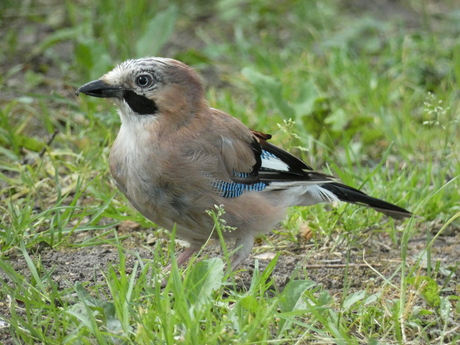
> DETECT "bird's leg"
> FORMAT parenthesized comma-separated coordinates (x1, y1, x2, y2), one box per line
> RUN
(231, 235, 254, 269)
(176, 247, 198, 266)
(163, 246, 199, 272)
(161, 247, 199, 287)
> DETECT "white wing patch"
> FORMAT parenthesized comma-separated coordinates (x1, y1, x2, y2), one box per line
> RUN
(261, 150, 289, 171)
(303, 185, 339, 205)
(266, 184, 339, 207)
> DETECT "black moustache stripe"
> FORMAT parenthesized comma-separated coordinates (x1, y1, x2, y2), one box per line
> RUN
(123, 90, 158, 115)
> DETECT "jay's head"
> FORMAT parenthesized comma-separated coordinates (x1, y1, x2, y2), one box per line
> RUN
(76, 57, 205, 122)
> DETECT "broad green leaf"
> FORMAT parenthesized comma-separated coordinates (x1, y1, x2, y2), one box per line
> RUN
(242, 67, 295, 118)
(74, 282, 123, 334)
(185, 258, 224, 307)
(342, 290, 366, 310)
(439, 297, 451, 323)
(291, 80, 320, 118)
(239, 295, 260, 313)
(17, 135, 46, 152)
(407, 276, 441, 308)
(136, 5, 178, 57)
(278, 280, 316, 313)
(453, 42, 460, 89)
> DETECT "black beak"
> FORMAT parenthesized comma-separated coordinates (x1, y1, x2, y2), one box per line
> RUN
(75, 79, 124, 98)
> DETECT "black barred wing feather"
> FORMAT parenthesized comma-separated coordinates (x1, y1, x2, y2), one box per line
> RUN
(320, 183, 412, 219)
(212, 131, 335, 198)
(212, 130, 412, 220)
(256, 140, 334, 184)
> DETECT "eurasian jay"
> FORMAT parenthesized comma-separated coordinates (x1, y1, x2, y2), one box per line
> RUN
(76, 57, 412, 268)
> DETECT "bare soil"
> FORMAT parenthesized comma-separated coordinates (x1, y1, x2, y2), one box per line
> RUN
(1, 222, 459, 343)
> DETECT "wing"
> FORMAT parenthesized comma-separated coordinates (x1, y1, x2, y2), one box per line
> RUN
(251, 130, 334, 185)
(209, 119, 412, 219)
(213, 126, 335, 198)
(319, 182, 412, 219)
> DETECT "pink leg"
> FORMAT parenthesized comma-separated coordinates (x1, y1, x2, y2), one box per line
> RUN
(163, 247, 198, 272)
(231, 236, 254, 269)
(161, 247, 199, 287)
(176, 247, 198, 266)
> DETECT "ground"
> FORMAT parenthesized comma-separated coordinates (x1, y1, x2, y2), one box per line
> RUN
(1, 219, 459, 343)
(3, 223, 460, 292)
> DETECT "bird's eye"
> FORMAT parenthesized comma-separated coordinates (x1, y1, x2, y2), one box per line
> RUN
(135, 74, 153, 88)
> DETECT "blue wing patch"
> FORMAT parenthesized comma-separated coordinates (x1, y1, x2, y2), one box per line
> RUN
(260, 149, 290, 171)
(211, 149, 293, 198)
(212, 178, 267, 198)
(261, 150, 277, 159)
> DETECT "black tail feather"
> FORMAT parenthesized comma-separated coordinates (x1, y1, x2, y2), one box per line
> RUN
(321, 182, 412, 220)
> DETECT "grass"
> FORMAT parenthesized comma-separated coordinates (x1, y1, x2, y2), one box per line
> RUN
(1, 0, 460, 343)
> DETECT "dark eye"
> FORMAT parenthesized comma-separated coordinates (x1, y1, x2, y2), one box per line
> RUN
(135, 74, 153, 87)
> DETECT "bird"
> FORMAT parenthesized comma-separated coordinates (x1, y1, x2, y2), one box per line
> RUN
(76, 57, 412, 269)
